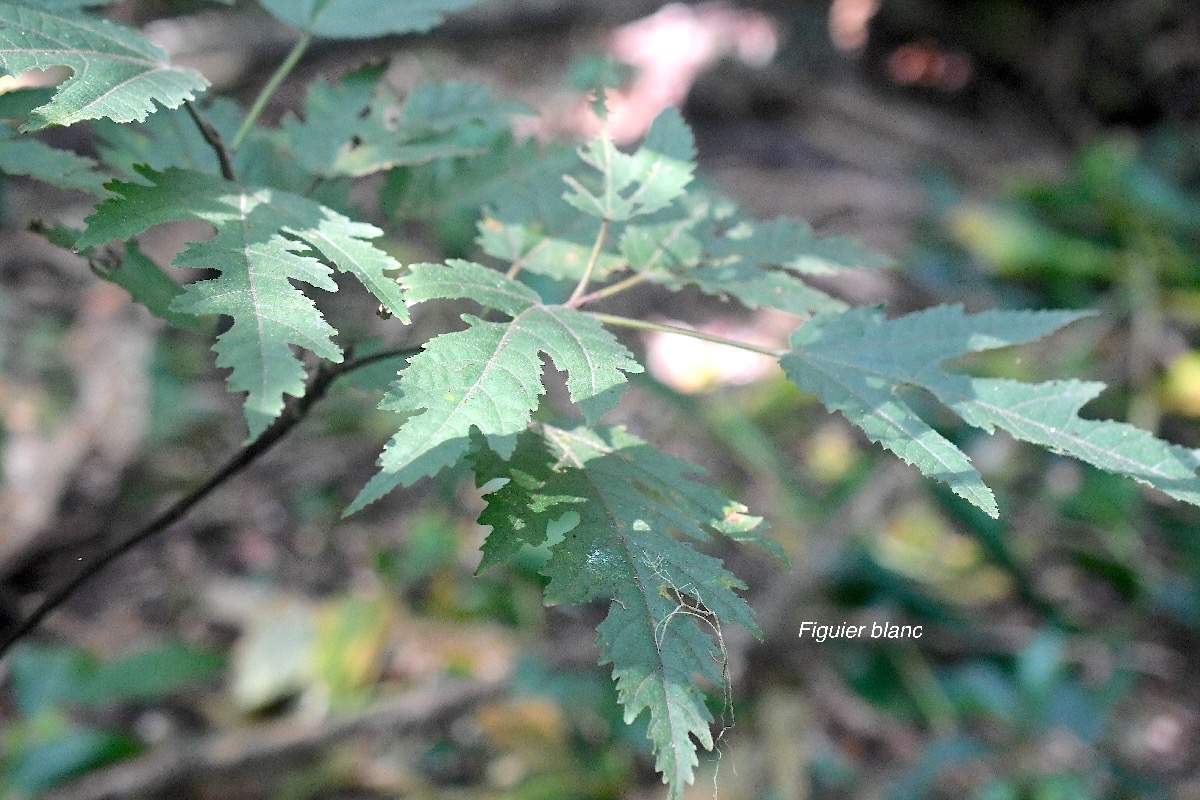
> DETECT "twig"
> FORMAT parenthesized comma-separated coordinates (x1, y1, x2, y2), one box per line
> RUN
(43, 676, 505, 800)
(0, 346, 419, 659)
(568, 271, 648, 307)
(587, 311, 786, 358)
(183, 101, 237, 183)
(567, 219, 610, 304)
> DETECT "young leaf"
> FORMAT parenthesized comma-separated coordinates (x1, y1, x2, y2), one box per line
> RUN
(782, 305, 1200, 514)
(77, 168, 407, 438)
(474, 425, 764, 799)
(347, 261, 642, 512)
(0, 3, 209, 130)
(564, 106, 696, 221)
(258, 0, 483, 39)
(0, 122, 107, 194)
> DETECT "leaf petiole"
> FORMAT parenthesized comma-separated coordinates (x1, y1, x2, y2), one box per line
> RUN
(231, 30, 314, 150)
(567, 218, 609, 304)
(568, 271, 649, 307)
(586, 312, 786, 358)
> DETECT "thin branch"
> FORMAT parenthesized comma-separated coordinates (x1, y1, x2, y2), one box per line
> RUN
(232, 31, 313, 150)
(587, 311, 786, 358)
(0, 345, 419, 659)
(567, 218, 609, 304)
(183, 101, 237, 183)
(568, 271, 649, 308)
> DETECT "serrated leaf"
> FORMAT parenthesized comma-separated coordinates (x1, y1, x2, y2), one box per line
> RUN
(563, 106, 696, 221)
(782, 304, 1200, 514)
(708, 217, 892, 275)
(347, 261, 642, 511)
(259, 0, 482, 39)
(0, 3, 209, 130)
(281, 64, 384, 176)
(0, 121, 107, 194)
(285, 77, 523, 179)
(473, 425, 763, 798)
(78, 167, 407, 438)
(398, 80, 532, 135)
(618, 193, 870, 316)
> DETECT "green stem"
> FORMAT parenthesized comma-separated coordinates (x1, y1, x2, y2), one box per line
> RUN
(231, 31, 313, 150)
(588, 312, 786, 358)
(568, 219, 609, 304)
(568, 271, 648, 308)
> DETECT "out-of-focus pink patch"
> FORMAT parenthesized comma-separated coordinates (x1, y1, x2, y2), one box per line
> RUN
(643, 312, 792, 393)
(532, 3, 780, 144)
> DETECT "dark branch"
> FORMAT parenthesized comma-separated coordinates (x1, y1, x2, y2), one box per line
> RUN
(184, 100, 238, 182)
(0, 345, 419, 659)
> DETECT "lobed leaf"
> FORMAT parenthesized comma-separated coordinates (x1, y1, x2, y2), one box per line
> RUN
(78, 168, 406, 438)
(284, 75, 527, 179)
(473, 425, 765, 799)
(0, 121, 107, 194)
(258, 0, 483, 39)
(782, 305, 1200, 515)
(563, 106, 696, 221)
(0, 2, 208, 130)
(347, 261, 642, 512)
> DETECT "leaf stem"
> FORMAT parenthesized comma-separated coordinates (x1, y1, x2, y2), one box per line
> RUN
(184, 100, 237, 182)
(568, 272, 649, 308)
(567, 219, 609, 304)
(587, 312, 786, 358)
(231, 31, 313, 151)
(0, 344, 419, 659)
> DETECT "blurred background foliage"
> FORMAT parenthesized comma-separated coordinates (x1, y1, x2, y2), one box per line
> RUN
(2, 0, 1200, 798)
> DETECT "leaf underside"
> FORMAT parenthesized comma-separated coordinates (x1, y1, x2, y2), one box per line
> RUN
(78, 167, 406, 438)
(782, 305, 1200, 515)
(0, 2, 209, 130)
(473, 425, 766, 799)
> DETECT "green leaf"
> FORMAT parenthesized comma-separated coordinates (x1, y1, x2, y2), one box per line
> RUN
(78, 168, 407, 438)
(564, 106, 696, 221)
(95, 98, 245, 180)
(0, 121, 107, 194)
(617, 190, 887, 316)
(347, 261, 642, 512)
(0, 2, 209, 130)
(782, 305, 1200, 515)
(0, 86, 55, 118)
(95, 243, 212, 334)
(281, 63, 384, 176)
(473, 425, 764, 799)
(259, 0, 483, 39)
(284, 75, 525, 179)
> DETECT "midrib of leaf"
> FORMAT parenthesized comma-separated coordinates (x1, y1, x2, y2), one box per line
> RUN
(549, 425, 704, 783)
(2, 8, 157, 63)
(237, 191, 272, 408)
(634, 216, 693, 273)
(539, 306, 602, 394)
(397, 307, 535, 464)
(946, 379, 1197, 480)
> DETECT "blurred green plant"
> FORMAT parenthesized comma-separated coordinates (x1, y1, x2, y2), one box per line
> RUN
(2, 642, 222, 795)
